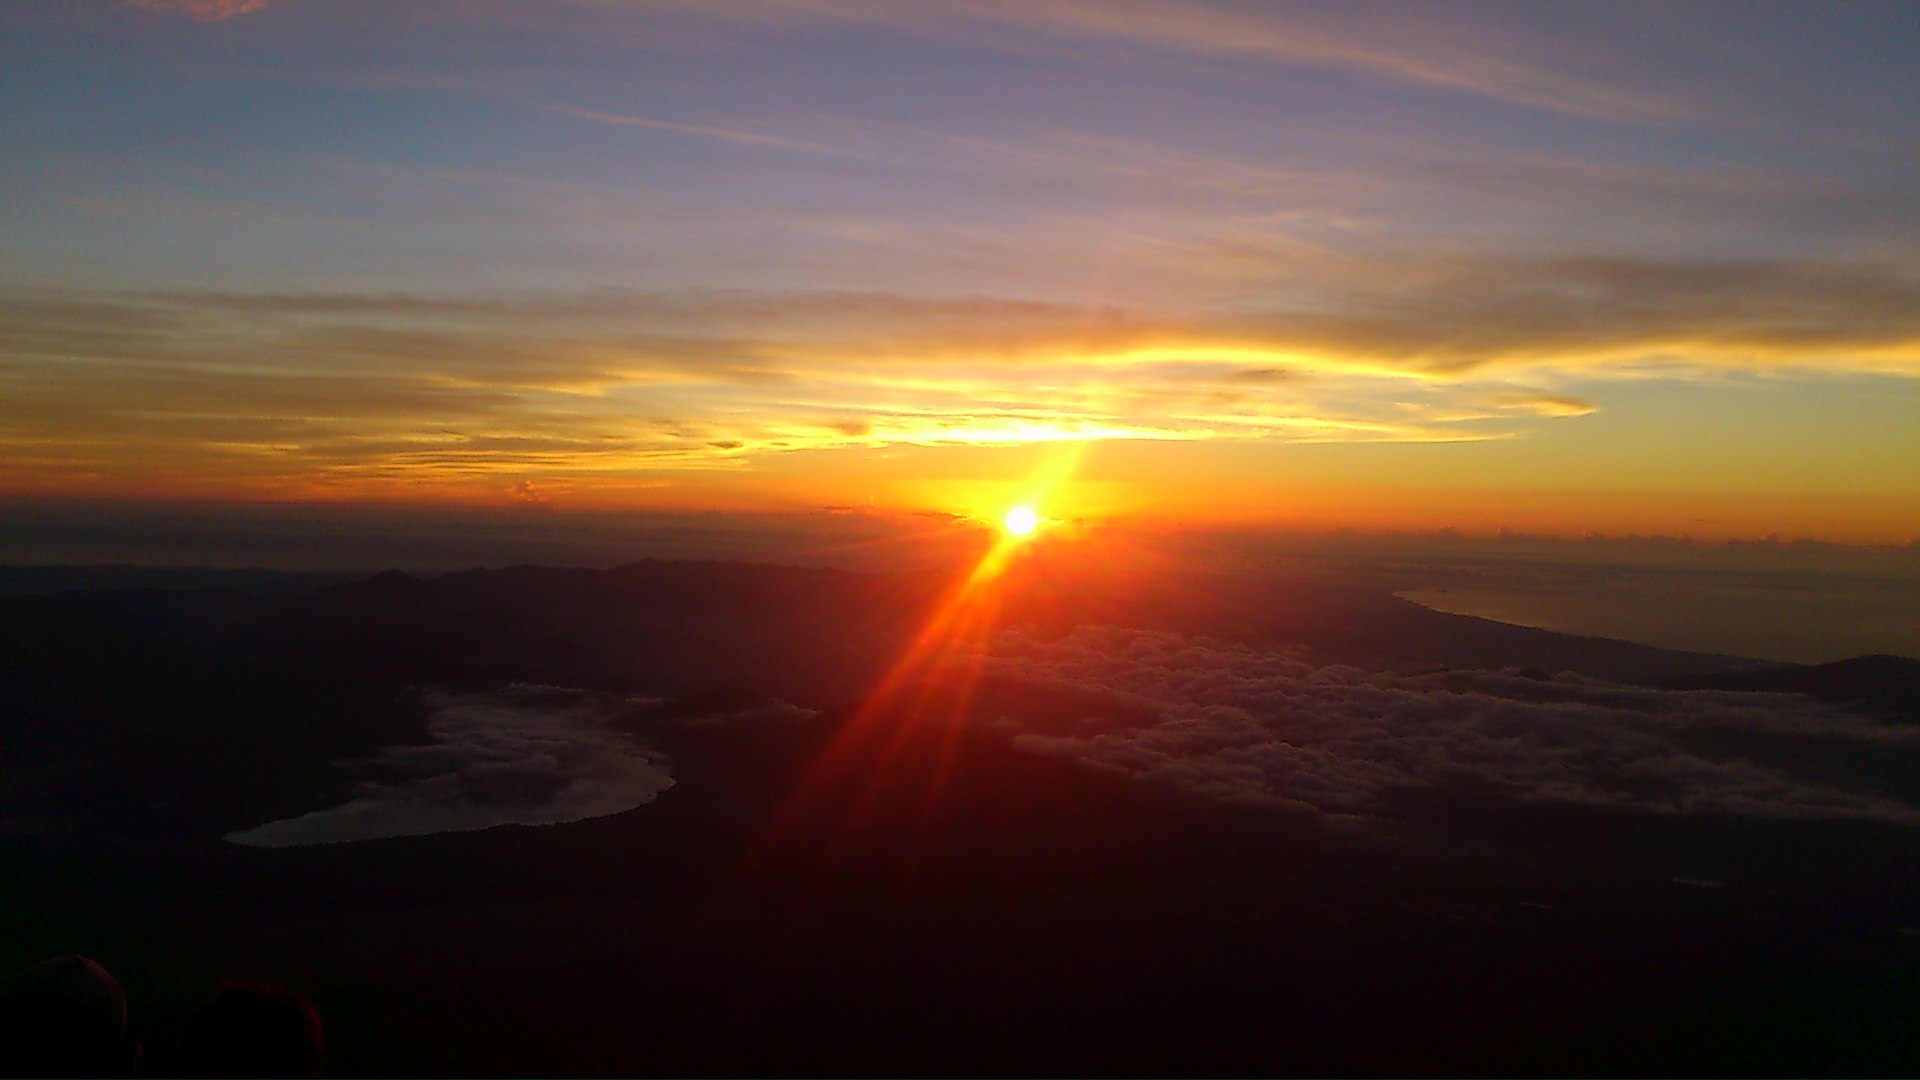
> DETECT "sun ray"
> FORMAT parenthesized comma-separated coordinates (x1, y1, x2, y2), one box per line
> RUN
(726, 442, 1092, 882)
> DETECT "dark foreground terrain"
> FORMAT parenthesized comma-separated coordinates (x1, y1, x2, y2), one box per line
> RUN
(6, 560, 1920, 1075)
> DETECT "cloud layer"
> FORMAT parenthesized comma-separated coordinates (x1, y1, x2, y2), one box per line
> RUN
(226, 685, 673, 847)
(7, 257, 1915, 498)
(982, 627, 1920, 825)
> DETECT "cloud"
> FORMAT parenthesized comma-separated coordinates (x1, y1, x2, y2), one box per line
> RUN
(22, 255, 1917, 379)
(3, 263, 1915, 496)
(225, 685, 673, 847)
(511, 479, 551, 507)
(125, 0, 269, 22)
(674, 0, 1695, 123)
(977, 626, 1920, 826)
(541, 105, 828, 153)
(1226, 367, 1296, 384)
(969, 0, 1691, 122)
(676, 699, 819, 727)
(1488, 390, 1598, 418)
(0, 286, 1469, 496)
(1222, 255, 1920, 374)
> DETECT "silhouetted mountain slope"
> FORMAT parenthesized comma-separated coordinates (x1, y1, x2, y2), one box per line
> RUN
(17, 558, 1754, 708)
(1659, 654, 1920, 721)
(0, 564, 354, 596)
(229, 560, 946, 702)
(207, 558, 1749, 706)
(46, 586, 279, 650)
(7, 561, 1920, 1075)
(982, 558, 1752, 681)
(0, 598, 426, 836)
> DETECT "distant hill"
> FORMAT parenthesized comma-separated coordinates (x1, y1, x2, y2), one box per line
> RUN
(1658, 654, 1920, 722)
(18, 557, 1757, 709)
(0, 563, 356, 595)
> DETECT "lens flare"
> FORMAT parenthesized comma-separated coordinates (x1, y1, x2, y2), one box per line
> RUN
(733, 442, 1090, 888)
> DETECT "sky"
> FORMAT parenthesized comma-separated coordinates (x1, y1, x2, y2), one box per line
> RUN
(2, 1, 1917, 542)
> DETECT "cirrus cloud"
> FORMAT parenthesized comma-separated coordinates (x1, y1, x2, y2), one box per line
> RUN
(125, 0, 269, 22)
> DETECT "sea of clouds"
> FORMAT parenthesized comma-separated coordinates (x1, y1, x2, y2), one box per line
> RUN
(227, 685, 673, 847)
(982, 626, 1920, 825)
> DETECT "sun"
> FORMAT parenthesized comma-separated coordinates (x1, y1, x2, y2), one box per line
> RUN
(1003, 505, 1040, 537)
